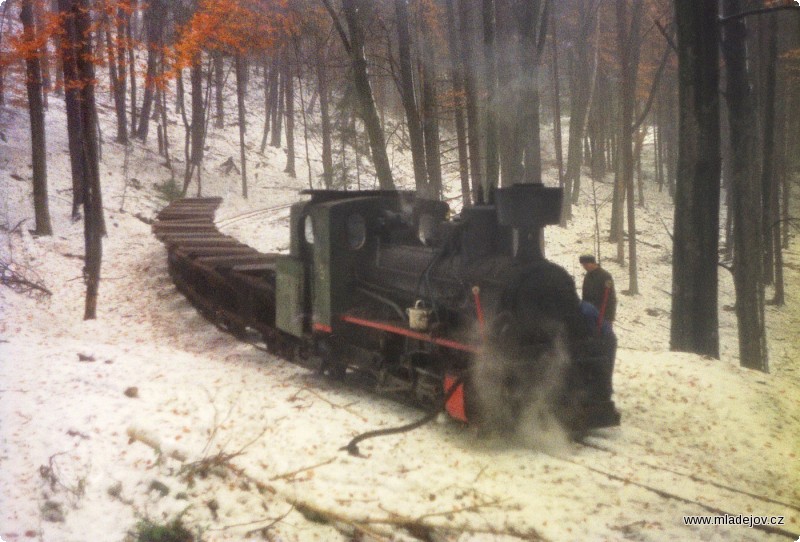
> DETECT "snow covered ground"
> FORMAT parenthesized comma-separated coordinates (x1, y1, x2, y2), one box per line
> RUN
(1, 84, 799, 542)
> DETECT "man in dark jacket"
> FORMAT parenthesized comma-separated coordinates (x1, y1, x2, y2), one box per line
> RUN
(579, 254, 616, 328)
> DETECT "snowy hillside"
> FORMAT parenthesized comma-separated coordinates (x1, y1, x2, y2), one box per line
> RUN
(1, 80, 799, 542)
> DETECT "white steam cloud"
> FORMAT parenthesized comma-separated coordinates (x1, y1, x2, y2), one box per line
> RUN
(471, 322, 572, 454)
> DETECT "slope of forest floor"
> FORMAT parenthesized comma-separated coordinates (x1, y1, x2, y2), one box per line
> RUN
(1, 89, 799, 542)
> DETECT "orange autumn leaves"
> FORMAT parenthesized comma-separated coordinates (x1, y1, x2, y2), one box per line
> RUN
(172, 0, 295, 71)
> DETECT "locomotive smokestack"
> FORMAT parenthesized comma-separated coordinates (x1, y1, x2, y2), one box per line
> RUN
(495, 184, 563, 263)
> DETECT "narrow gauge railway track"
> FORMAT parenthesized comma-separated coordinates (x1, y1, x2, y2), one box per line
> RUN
(579, 439, 800, 514)
(215, 202, 294, 228)
(560, 442, 799, 539)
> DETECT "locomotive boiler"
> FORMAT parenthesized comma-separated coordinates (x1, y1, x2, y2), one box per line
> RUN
(154, 184, 620, 437)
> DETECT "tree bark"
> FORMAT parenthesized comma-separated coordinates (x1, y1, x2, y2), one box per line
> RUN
(564, 0, 595, 218)
(58, 0, 84, 220)
(616, 0, 643, 294)
(421, 13, 442, 199)
(551, 7, 564, 200)
(260, 55, 277, 152)
(136, 0, 165, 140)
(337, 0, 395, 190)
(517, 1, 548, 185)
(495, 0, 522, 187)
(59, 0, 104, 318)
(769, 15, 784, 307)
(34, 2, 50, 109)
(76, 0, 104, 319)
(482, 0, 499, 197)
(458, 0, 484, 202)
(214, 51, 225, 128)
(236, 54, 248, 197)
(445, 0, 471, 207)
(21, 0, 53, 236)
(283, 54, 296, 177)
(317, 51, 333, 188)
(270, 52, 284, 148)
(183, 55, 205, 193)
(760, 13, 779, 296)
(720, 0, 768, 371)
(671, 0, 721, 358)
(105, 13, 128, 143)
(127, 0, 138, 132)
(394, 0, 428, 192)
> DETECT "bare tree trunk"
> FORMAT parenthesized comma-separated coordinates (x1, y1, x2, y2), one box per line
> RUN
(58, 0, 84, 220)
(720, 0, 768, 371)
(421, 15, 442, 199)
(771, 36, 785, 307)
(458, 0, 484, 202)
(564, 0, 596, 216)
(59, 0, 104, 318)
(570, 6, 602, 229)
(127, 0, 139, 134)
(0, 0, 9, 106)
(551, 7, 564, 201)
(270, 53, 284, 148)
(76, 0, 104, 320)
(654, 105, 662, 190)
(445, 0, 471, 207)
(761, 13, 780, 297)
(671, 0, 720, 358)
(236, 54, 248, 198)
(519, 1, 548, 186)
(260, 55, 276, 152)
(283, 54, 296, 177)
(616, 0, 643, 294)
(159, 75, 172, 174)
(21, 0, 52, 236)
(136, 0, 165, 140)
(48, 0, 63, 96)
(634, 127, 646, 206)
(183, 55, 205, 193)
(33, 2, 50, 109)
(176, 68, 185, 114)
(0, 2, 4, 106)
(482, 0, 499, 196)
(781, 88, 792, 251)
(317, 51, 333, 188)
(332, 0, 395, 189)
(394, 0, 428, 192)
(115, 2, 127, 126)
(494, 0, 518, 187)
(214, 51, 225, 128)
(295, 45, 313, 188)
(105, 15, 127, 143)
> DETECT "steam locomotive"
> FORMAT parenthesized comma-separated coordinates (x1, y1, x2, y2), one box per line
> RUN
(155, 184, 620, 436)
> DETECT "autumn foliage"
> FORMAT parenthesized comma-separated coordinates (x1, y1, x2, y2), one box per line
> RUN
(172, 0, 295, 70)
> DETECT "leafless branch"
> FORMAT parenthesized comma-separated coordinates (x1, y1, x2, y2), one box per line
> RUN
(719, 5, 800, 24)
(0, 259, 52, 297)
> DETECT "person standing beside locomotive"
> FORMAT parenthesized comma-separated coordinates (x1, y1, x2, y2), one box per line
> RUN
(579, 254, 617, 329)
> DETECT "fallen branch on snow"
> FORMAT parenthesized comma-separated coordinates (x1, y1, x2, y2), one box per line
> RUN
(128, 425, 541, 541)
(0, 259, 52, 297)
